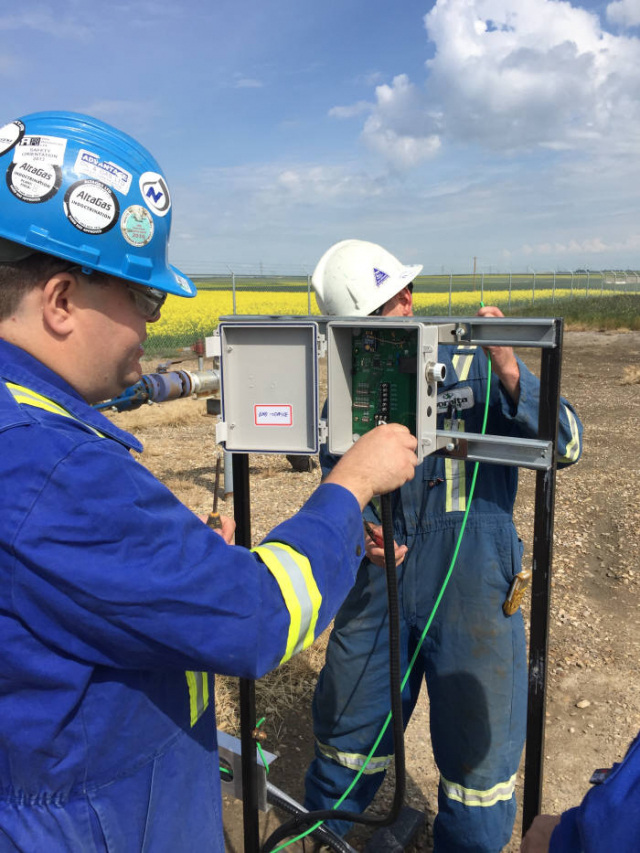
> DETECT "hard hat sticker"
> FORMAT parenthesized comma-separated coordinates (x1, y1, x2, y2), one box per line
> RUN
(64, 180, 119, 234)
(174, 272, 193, 294)
(139, 171, 171, 217)
(121, 205, 154, 247)
(6, 160, 62, 204)
(74, 149, 132, 195)
(7, 133, 67, 204)
(0, 120, 25, 157)
(374, 267, 389, 287)
(14, 134, 67, 166)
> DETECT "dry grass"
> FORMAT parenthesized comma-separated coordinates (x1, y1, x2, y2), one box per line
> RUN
(215, 632, 329, 739)
(106, 397, 205, 432)
(620, 365, 640, 385)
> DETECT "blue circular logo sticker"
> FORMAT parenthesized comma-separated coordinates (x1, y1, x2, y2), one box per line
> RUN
(120, 205, 154, 247)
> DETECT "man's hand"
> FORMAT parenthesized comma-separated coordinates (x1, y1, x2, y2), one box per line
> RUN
(364, 523, 408, 568)
(520, 814, 561, 853)
(476, 305, 520, 404)
(198, 513, 236, 544)
(324, 423, 418, 510)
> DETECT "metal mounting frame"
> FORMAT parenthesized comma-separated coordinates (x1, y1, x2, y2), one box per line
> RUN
(221, 314, 564, 849)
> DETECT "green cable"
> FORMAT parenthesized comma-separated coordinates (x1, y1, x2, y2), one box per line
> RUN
(272, 347, 494, 852)
(256, 716, 270, 774)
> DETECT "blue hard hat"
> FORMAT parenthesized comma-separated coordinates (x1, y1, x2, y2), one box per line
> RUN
(0, 111, 196, 298)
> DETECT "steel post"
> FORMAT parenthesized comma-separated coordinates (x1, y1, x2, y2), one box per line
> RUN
(233, 453, 260, 853)
(522, 319, 562, 836)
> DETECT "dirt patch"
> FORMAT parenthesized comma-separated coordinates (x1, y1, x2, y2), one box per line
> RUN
(110, 330, 640, 852)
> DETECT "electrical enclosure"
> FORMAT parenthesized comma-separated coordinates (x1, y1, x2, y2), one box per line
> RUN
(326, 320, 441, 462)
(213, 321, 319, 454)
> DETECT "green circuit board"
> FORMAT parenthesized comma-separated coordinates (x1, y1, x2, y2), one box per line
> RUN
(351, 327, 418, 436)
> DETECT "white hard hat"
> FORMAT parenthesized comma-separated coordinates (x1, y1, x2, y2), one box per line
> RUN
(312, 239, 423, 316)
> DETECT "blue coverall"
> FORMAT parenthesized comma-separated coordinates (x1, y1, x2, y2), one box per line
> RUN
(304, 343, 583, 852)
(0, 339, 366, 853)
(549, 732, 640, 851)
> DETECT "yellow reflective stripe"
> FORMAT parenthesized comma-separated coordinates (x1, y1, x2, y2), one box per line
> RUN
(444, 419, 466, 512)
(316, 739, 392, 775)
(185, 670, 209, 727)
(6, 382, 104, 437)
(452, 347, 475, 383)
(252, 541, 321, 664)
(440, 772, 517, 807)
(557, 406, 581, 463)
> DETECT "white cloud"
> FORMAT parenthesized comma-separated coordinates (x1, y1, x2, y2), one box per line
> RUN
(606, 0, 640, 28)
(523, 233, 640, 257)
(328, 100, 372, 119)
(361, 74, 442, 167)
(350, 0, 640, 167)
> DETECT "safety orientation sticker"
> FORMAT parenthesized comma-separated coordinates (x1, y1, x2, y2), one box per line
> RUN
(7, 133, 67, 204)
(139, 171, 171, 217)
(254, 405, 293, 426)
(120, 205, 154, 247)
(0, 120, 25, 157)
(74, 149, 132, 195)
(64, 179, 119, 234)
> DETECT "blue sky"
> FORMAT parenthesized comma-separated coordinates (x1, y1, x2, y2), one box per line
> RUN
(2, 0, 640, 274)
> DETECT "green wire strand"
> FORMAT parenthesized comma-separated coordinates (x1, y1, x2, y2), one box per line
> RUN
(272, 338, 493, 852)
(255, 717, 269, 774)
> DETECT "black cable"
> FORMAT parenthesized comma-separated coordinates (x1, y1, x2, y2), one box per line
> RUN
(266, 782, 358, 853)
(260, 491, 406, 853)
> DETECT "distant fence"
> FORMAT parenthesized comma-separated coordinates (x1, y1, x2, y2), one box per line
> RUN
(144, 269, 640, 357)
(187, 269, 640, 310)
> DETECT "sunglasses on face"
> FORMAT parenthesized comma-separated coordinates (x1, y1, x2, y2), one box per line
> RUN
(58, 264, 167, 321)
(125, 282, 167, 321)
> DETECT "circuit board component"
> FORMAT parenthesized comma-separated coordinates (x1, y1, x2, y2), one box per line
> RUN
(351, 327, 418, 436)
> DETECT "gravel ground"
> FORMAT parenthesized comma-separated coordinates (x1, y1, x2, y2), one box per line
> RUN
(110, 330, 640, 852)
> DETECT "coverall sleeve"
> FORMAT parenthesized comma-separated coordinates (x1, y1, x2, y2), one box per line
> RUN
(491, 355, 583, 468)
(10, 438, 365, 679)
(549, 733, 640, 852)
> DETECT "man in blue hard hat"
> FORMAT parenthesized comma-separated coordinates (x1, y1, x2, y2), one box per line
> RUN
(0, 113, 419, 852)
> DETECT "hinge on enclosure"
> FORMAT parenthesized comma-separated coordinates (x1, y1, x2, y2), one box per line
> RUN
(216, 421, 228, 444)
(317, 333, 327, 358)
(318, 419, 328, 445)
(205, 332, 221, 358)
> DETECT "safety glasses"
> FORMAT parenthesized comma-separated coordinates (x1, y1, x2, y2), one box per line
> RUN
(60, 264, 167, 321)
(125, 282, 167, 321)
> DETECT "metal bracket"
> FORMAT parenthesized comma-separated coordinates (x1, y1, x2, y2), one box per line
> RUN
(217, 729, 277, 813)
(317, 333, 327, 358)
(435, 430, 553, 470)
(451, 317, 559, 348)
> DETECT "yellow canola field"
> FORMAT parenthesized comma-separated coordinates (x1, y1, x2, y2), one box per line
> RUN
(148, 288, 577, 341)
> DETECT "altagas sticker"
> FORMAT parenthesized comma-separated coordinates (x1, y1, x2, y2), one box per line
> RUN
(6, 133, 67, 204)
(64, 180, 119, 234)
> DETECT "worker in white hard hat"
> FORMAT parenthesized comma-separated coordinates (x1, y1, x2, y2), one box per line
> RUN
(304, 239, 584, 852)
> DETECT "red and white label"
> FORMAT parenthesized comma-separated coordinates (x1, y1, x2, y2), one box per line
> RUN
(254, 404, 293, 426)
